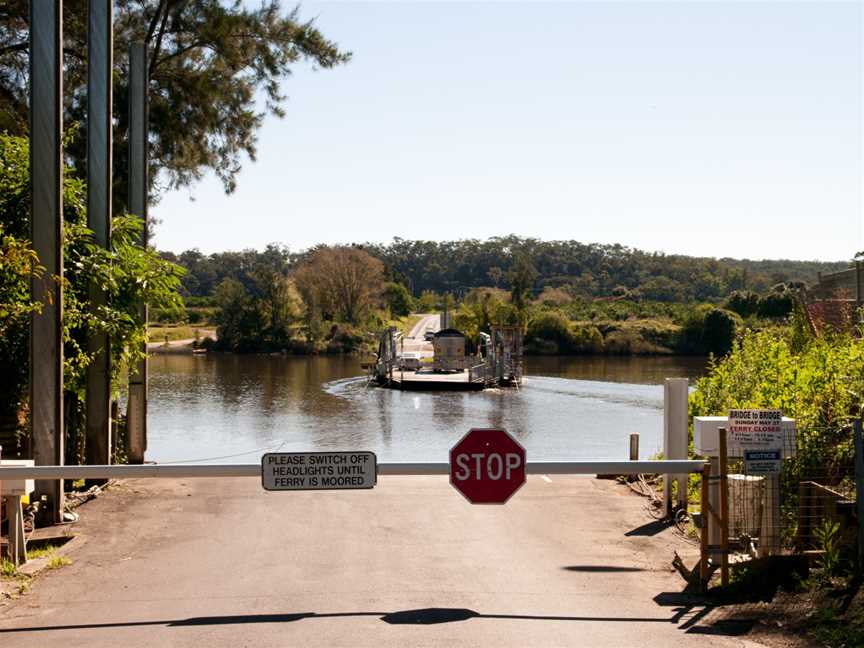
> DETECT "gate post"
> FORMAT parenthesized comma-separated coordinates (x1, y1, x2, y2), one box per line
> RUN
(85, 0, 114, 469)
(126, 42, 149, 463)
(30, 0, 65, 524)
(663, 378, 689, 515)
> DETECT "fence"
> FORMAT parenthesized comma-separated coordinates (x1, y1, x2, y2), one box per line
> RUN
(697, 420, 862, 588)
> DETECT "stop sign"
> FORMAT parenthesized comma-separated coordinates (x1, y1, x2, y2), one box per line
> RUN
(449, 428, 526, 504)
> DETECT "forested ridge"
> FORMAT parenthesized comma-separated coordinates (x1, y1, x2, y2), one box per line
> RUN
(162, 236, 848, 303)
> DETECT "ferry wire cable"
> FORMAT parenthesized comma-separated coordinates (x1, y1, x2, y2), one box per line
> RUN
(156, 439, 289, 465)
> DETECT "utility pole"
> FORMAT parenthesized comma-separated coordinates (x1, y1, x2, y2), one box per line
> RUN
(126, 43, 148, 463)
(85, 0, 113, 469)
(30, 0, 65, 524)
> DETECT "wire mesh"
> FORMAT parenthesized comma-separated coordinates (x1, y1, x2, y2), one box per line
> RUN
(725, 423, 858, 557)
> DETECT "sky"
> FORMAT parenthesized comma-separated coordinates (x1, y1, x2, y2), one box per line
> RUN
(152, 1, 863, 261)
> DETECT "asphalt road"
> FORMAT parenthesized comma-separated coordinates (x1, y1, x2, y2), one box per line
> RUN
(403, 313, 439, 356)
(0, 476, 763, 647)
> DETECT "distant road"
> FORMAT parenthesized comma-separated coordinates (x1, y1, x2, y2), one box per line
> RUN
(407, 313, 440, 340)
(403, 313, 439, 356)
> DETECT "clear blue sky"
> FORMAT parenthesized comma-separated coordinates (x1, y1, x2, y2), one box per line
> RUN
(153, 1, 862, 261)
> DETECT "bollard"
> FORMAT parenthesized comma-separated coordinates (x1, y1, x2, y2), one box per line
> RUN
(629, 433, 639, 461)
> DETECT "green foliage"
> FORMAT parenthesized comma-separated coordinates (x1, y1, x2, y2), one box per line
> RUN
(360, 236, 845, 301)
(383, 282, 414, 317)
(757, 289, 795, 319)
(213, 274, 303, 353)
(417, 290, 441, 312)
(813, 519, 842, 580)
(1, 559, 16, 578)
(724, 290, 760, 318)
(525, 311, 603, 354)
(0, 133, 185, 459)
(508, 251, 538, 311)
(1, 1, 350, 200)
(701, 308, 741, 356)
(690, 327, 863, 510)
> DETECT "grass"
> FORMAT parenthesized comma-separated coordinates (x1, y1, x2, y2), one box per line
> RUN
(47, 556, 72, 570)
(1, 559, 16, 578)
(26, 544, 60, 560)
(148, 325, 215, 343)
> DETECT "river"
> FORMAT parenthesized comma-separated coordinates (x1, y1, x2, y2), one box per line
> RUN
(146, 354, 708, 464)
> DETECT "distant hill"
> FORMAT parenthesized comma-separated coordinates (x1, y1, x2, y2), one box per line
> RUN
(162, 236, 850, 303)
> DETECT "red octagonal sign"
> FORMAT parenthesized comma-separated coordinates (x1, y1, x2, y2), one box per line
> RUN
(449, 428, 526, 504)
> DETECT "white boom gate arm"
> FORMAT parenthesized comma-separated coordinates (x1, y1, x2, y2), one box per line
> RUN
(0, 460, 706, 480)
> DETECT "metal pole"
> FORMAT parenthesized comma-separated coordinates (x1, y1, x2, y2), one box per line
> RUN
(0, 460, 709, 480)
(719, 427, 730, 587)
(699, 463, 710, 590)
(85, 0, 113, 468)
(6, 495, 27, 566)
(854, 418, 864, 573)
(30, 0, 65, 525)
(126, 42, 148, 463)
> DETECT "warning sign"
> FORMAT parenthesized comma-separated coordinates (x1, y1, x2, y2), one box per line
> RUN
(728, 409, 783, 452)
(743, 449, 782, 475)
(262, 452, 376, 491)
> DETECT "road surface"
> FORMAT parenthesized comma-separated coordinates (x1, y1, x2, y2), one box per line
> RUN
(403, 313, 440, 356)
(0, 476, 763, 647)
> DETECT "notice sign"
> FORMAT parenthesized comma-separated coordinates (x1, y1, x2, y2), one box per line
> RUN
(262, 452, 377, 491)
(728, 409, 783, 452)
(744, 449, 782, 475)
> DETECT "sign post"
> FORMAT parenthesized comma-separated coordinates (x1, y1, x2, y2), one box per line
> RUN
(262, 452, 376, 491)
(449, 428, 526, 504)
(729, 409, 784, 557)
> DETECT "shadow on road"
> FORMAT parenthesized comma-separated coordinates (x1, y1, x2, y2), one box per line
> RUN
(1, 604, 752, 635)
(625, 519, 673, 537)
(562, 565, 647, 573)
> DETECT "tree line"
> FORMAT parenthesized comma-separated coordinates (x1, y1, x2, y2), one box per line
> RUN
(163, 237, 847, 305)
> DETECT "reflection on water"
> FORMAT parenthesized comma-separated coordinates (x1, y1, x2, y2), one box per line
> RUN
(147, 354, 707, 464)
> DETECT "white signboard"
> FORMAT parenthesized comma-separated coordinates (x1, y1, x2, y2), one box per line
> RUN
(262, 452, 377, 491)
(743, 449, 782, 475)
(728, 409, 784, 452)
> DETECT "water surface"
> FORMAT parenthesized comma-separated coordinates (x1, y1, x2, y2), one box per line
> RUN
(147, 354, 707, 464)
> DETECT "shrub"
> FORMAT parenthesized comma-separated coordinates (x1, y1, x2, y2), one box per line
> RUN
(526, 311, 603, 354)
(758, 291, 795, 319)
(383, 282, 414, 317)
(701, 308, 741, 356)
(725, 290, 760, 318)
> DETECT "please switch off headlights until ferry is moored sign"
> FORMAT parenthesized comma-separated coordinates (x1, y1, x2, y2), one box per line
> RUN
(262, 452, 377, 491)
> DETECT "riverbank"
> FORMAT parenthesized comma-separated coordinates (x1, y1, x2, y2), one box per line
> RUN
(1, 475, 763, 647)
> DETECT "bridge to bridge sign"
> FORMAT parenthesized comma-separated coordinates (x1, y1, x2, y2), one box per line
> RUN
(449, 428, 526, 504)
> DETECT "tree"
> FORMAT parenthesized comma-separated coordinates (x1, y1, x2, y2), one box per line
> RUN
(724, 290, 760, 318)
(383, 282, 413, 317)
(0, 132, 184, 458)
(293, 246, 384, 324)
(701, 308, 741, 356)
(0, 1, 350, 202)
(508, 251, 537, 311)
